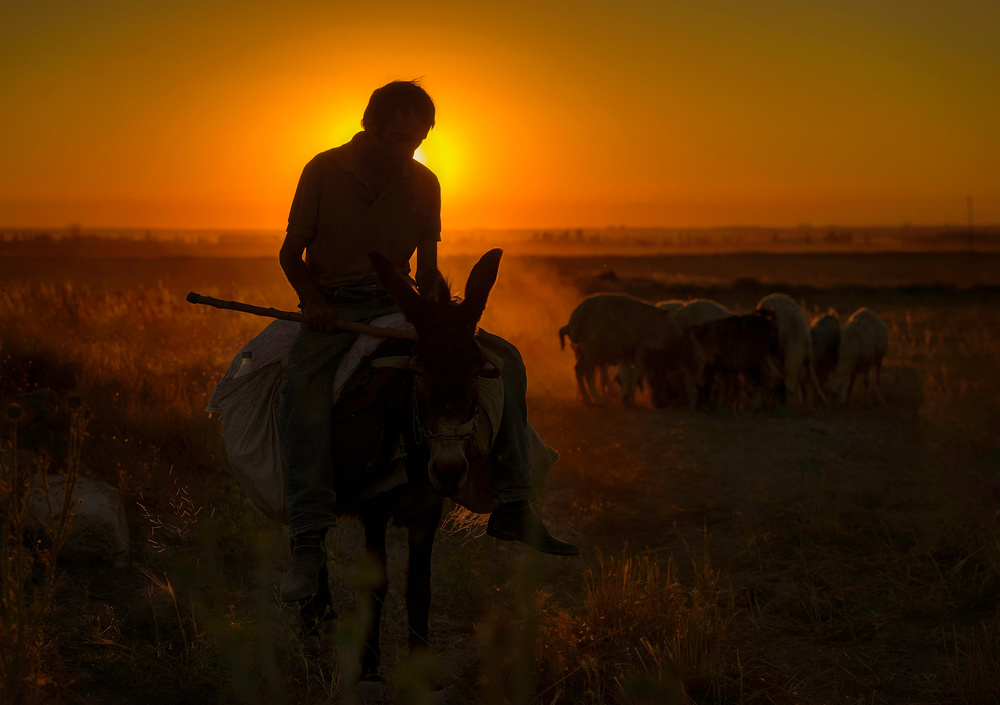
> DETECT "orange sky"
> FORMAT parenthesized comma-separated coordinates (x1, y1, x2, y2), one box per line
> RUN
(2, 1, 998, 230)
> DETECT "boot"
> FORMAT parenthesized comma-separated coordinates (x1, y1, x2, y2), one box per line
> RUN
(487, 501, 580, 556)
(280, 530, 327, 602)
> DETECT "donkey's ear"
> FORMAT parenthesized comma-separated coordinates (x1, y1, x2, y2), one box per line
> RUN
(459, 248, 502, 326)
(369, 251, 431, 322)
(417, 268, 452, 307)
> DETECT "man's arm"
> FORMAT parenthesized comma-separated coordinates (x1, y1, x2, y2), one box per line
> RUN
(279, 233, 343, 332)
(415, 239, 438, 292)
(414, 172, 441, 292)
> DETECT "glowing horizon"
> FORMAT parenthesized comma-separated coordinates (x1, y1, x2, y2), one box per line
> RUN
(2, 2, 998, 230)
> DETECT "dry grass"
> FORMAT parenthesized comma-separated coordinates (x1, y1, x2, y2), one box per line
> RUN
(930, 619, 1000, 704)
(535, 547, 732, 704)
(0, 400, 86, 705)
(1, 252, 999, 704)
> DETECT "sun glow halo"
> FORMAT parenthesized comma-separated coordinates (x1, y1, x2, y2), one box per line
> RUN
(295, 103, 469, 217)
(415, 133, 462, 197)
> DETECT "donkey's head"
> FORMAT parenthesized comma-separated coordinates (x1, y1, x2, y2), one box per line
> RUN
(370, 249, 502, 497)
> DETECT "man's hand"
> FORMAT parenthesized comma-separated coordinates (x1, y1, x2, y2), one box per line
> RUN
(280, 234, 344, 332)
(302, 298, 345, 332)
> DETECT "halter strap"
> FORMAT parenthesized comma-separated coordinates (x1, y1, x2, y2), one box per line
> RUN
(412, 401, 479, 443)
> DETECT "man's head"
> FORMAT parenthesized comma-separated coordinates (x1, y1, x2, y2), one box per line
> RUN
(362, 80, 435, 168)
(361, 81, 434, 168)
(363, 80, 435, 132)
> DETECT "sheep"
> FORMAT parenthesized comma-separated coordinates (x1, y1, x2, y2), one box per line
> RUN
(644, 311, 783, 410)
(559, 293, 681, 406)
(671, 299, 734, 331)
(655, 299, 686, 313)
(810, 310, 840, 389)
(824, 307, 890, 404)
(641, 299, 735, 405)
(756, 293, 827, 405)
(588, 297, 693, 399)
(562, 338, 614, 401)
(642, 336, 702, 409)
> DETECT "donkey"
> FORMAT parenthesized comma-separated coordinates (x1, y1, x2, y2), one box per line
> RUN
(300, 248, 503, 698)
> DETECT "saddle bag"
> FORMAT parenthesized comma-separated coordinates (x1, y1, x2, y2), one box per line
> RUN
(207, 319, 299, 523)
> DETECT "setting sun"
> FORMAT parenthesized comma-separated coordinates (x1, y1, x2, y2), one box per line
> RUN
(1, 2, 997, 230)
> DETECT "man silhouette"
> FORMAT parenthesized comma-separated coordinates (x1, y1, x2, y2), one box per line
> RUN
(278, 80, 579, 602)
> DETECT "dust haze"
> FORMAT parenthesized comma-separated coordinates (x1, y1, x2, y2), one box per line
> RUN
(441, 254, 581, 403)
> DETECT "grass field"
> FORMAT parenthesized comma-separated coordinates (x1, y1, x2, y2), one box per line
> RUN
(2, 251, 999, 704)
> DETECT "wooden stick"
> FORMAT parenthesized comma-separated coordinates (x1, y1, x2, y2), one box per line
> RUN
(186, 292, 416, 340)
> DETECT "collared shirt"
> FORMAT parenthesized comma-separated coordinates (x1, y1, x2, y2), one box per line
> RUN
(287, 132, 442, 292)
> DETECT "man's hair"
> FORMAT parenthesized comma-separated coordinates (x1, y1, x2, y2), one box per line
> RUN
(362, 80, 435, 132)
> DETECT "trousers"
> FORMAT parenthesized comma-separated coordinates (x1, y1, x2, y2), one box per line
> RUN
(280, 285, 535, 537)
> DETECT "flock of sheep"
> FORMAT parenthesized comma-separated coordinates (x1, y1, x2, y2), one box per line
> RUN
(559, 292, 893, 411)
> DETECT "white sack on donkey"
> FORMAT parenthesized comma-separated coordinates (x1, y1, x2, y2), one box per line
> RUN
(206, 318, 299, 523)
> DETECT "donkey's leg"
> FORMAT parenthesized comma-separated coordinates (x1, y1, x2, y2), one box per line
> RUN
(406, 500, 443, 652)
(360, 512, 390, 683)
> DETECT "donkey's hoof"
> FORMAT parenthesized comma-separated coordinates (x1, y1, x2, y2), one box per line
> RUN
(356, 677, 385, 704)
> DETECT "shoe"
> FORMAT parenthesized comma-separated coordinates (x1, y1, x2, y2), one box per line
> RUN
(280, 532, 327, 602)
(487, 501, 580, 556)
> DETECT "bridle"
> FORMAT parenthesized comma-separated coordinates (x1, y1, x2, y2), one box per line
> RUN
(371, 350, 491, 446)
(411, 399, 479, 445)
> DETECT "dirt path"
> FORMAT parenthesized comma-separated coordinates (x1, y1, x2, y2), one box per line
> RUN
(523, 393, 993, 703)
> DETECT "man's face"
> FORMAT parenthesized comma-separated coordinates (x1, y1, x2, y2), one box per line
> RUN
(367, 110, 431, 169)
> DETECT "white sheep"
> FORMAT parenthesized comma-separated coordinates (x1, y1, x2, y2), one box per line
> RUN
(574, 298, 716, 403)
(560, 293, 681, 406)
(671, 299, 734, 331)
(655, 299, 686, 313)
(825, 307, 890, 404)
(756, 293, 827, 405)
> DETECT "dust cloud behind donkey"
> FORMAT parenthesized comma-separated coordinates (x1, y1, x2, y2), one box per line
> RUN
(441, 254, 582, 402)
